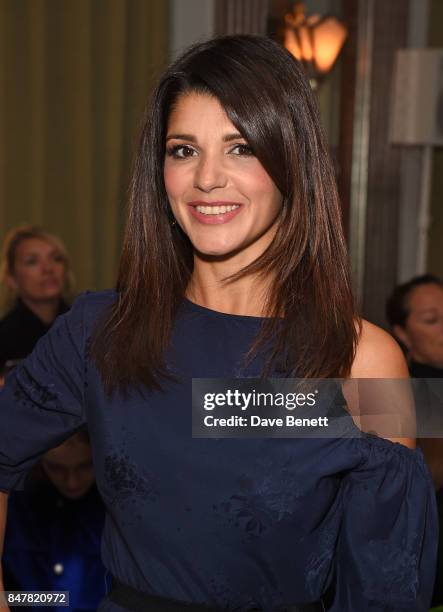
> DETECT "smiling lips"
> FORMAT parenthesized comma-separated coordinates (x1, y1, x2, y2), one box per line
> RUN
(188, 201, 243, 225)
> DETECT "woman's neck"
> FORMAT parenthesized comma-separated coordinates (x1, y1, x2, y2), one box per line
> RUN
(187, 257, 272, 317)
(21, 297, 60, 325)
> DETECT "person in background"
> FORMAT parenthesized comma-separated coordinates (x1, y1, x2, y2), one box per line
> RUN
(0, 225, 73, 378)
(0, 227, 106, 609)
(387, 273, 443, 607)
(2, 430, 107, 612)
(387, 274, 443, 379)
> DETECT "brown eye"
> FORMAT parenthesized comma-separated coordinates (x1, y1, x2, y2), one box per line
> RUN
(167, 145, 197, 159)
(23, 257, 38, 266)
(230, 143, 254, 156)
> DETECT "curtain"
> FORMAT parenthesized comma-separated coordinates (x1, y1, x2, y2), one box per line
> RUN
(0, 0, 169, 292)
(215, 0, 269, 35)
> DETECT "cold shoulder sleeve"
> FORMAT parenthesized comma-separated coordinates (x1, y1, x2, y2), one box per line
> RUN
(0, 293, 89, 492)
(329, 433, 438, 611)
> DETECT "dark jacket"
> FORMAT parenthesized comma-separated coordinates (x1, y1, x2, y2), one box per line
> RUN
(0, 299, 69, 373)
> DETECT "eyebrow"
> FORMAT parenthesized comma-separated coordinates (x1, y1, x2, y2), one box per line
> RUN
(416, 308, 440, 314)
(21, 249, 60, 258)
(165, 132, 245, 143)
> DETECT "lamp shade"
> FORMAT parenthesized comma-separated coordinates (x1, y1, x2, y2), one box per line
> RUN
(284, 3, 347, 85)
(311, 16, 347, 74)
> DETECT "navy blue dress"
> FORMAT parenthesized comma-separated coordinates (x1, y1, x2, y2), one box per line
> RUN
(0, 292, 438, 611)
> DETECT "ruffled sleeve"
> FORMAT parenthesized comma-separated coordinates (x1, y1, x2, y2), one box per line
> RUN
(329, 433, 438, 611)
(0, 293, 89, 492)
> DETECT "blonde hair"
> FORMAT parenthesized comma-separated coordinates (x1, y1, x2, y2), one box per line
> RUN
(0, 225, 74, 315)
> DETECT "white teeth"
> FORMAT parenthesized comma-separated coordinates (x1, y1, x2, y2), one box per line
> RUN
(195, 204, 240, 215)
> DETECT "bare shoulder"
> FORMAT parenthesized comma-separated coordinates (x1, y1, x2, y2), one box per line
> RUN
(350, 318, 409, 379)
(348, 319, 415, 449)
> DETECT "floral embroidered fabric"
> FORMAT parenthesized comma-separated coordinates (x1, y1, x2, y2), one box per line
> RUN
(0, 292, 438, 611)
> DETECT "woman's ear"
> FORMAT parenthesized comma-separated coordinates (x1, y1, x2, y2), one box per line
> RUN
(393, 324, 411, 350)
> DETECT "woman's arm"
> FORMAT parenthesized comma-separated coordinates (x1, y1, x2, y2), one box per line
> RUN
(344, 319, 415, 449)
(332, 321, 437, 610)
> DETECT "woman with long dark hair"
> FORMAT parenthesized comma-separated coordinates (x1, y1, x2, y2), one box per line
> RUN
(0, 36, 437, 612)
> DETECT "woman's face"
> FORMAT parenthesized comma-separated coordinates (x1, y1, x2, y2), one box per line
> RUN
(42, 440, 95, 500)
(7, 238, 66, 303)
(395, 283, 443, 368)
(163, 92, 283, 262)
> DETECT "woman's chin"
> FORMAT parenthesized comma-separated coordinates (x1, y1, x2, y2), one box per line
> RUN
(30, 290, 63, 303)
(193, 243, 241, 261)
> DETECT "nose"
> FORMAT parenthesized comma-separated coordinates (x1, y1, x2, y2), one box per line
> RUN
(193, 153, 227, 192)
(42, 258, 55, 273)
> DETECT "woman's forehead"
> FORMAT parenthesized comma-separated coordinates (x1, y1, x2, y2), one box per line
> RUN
(15, 238, 60, 258)
(167, 92, 232, 132)
(408, 284, 443, 312)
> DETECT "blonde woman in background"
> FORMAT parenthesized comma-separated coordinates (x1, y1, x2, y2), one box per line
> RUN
(0, 225, 73, 381)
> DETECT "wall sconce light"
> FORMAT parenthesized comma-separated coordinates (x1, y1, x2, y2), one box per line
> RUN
(284, 2, 348, 90)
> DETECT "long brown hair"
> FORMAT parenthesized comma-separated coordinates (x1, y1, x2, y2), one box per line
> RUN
(91, 35, 360, 393)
